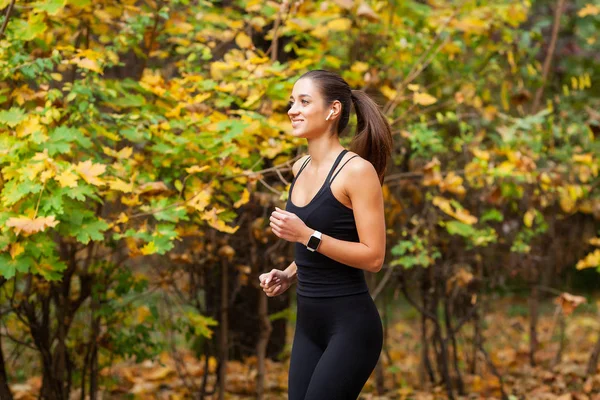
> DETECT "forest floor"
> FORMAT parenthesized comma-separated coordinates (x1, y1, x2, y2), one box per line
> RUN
(9, 293, 600, 400)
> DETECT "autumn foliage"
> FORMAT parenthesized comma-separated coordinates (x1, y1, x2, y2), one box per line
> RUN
(0, 0, 599, 399)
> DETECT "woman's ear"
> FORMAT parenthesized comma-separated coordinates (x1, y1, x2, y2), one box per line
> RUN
(329, 100, 342, 121)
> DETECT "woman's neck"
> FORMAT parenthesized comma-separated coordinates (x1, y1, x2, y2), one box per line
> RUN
(306, 136, 345, 169)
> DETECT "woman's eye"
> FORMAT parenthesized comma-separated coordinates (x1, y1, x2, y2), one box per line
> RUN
(301, 100, 309, 105)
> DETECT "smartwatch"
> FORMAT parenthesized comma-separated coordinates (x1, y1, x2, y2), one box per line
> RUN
(306, 230, 322, 252)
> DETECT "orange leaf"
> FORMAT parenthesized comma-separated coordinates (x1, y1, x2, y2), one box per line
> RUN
(7, 215, 59, 236)
(554, 292, 586, 316)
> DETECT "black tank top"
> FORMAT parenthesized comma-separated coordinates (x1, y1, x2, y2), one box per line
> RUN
(285, 149, 369, 298)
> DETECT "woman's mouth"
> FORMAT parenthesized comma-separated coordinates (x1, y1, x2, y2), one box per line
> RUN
(291, 119, 303, 128)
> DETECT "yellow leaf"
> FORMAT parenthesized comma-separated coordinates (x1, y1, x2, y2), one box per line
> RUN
(141, 241, 157, 255)
(432, 196, 477, 225)
(523, 209, 535, 228)
(413, 92, 437, 106)
(135, 305, 151, 324)
(40, 169, 56, 183)
(573, 153, 593, 165)
(440, 172, 466, 196)
(423, 157, 442, 186)
(189, 189, 211, 212)
(55, 168, 79, 188)
(453, 16, 488, 35)
(453, 208, 478, 225)
(108, 178, 133, 193)
(407, 84, 420, 92)
(471, 148, 490, 161)
(122, 194, 141, 206)
(589, 238, 600, 247)
(146, 366, 174, 381)
(578, 4, 600, 17)
(351, 62, 369, 73)
(116, 212, 129, 224)
(51, 73, 63, 82)
(16, 116, 44, 137)
(76, 57, 102, 74)
(186, 165, 209, 174)
(327, 18, 352, 31)
(380, 85, 397, 101)
(235, 32, 252, 49)
(233, 189, 250, 208)
(7, 215, 59, 236)
(10, 243, 25, 259)
(202, 208, 239, 234)
(117, 147, 133, 159)
(75, 160, 106, 186)
(577, 249, 600, 270)
(210, 61, 235, 80)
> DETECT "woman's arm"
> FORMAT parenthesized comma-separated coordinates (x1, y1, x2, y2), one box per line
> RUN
(300, 159, 385, 272)
(272, 158, 386, 273)
(284, 261, 297, 282)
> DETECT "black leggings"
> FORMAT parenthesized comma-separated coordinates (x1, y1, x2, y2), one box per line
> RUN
(288, 291, 383, 400)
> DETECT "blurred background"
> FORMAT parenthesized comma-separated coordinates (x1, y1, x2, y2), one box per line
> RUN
(0, 0, 599, 399)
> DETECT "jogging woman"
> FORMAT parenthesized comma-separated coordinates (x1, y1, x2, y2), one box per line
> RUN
(259, 69, 393, 400)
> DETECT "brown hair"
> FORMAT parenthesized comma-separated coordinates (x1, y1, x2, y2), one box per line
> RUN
(298, 70, 393, 185)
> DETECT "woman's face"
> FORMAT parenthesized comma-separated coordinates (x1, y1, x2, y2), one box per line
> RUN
(287, 78, 332, 138)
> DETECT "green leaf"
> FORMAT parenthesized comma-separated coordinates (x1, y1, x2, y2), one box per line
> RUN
(67, 0, 91, 7)
(185, 310, 218, 339)
(74, 219, 110, 244)
(1, 179, 43, 206)
(481, 209, 504, 223)
(50, 126, 92, 149)
(0, 254, 33, 279)
(0, 108, 26, 127)
(112, 94, 146, 108)
(61, 185, 100, 202)
(35, 0, 66, 15)
(40, 193, 65, 215)
(46, 141, 72, 156)
(446, 221, 476, 237)
(13, 15, 47, 42)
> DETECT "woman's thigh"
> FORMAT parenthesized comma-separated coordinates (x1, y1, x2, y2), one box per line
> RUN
(288, 309, 325, 400)
(303, 293, 383, 399)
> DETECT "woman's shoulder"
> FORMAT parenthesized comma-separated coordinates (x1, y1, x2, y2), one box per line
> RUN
(291, 155, 311, 178)
(338, 152, 380, 190)
(340, 152, 373, 175)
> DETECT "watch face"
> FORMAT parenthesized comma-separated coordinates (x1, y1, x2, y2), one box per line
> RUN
(307, 235, 320, 249)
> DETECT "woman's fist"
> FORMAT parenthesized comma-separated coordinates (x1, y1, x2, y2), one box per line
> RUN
(259, 269, 292, 297)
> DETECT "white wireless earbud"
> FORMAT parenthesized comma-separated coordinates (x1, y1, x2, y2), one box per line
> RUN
(325, 109, 334, 121)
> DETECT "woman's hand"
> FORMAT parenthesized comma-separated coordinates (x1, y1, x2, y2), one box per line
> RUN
(269, 207, 312, 244)
(259, 269, 292, 297)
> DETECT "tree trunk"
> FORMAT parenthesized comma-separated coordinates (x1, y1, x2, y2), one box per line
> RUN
(586, 331, 600, 375)
(529, 285, 539, 366)
(218, 258, 229, 400)
(0, 334, 13, 400)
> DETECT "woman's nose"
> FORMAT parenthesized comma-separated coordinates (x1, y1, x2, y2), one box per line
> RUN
(288, 103, 298, 116)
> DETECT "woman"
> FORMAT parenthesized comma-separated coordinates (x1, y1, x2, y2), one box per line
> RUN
(259, 69, 393, 399)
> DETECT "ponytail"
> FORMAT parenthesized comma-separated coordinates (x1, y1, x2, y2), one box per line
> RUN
(350, 90, 393, 185)
(298, 70, 394, 185)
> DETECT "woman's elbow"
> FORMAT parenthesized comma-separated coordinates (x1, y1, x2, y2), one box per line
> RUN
(369, 256, 384, 273)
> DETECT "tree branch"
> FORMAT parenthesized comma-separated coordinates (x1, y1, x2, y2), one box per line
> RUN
(531, 0, 566, 113)
(0, 0, 16, 38)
